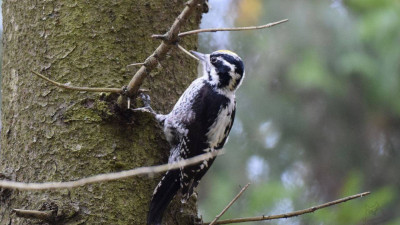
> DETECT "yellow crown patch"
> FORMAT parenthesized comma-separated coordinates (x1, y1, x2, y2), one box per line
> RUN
(216, 50, 237, 56)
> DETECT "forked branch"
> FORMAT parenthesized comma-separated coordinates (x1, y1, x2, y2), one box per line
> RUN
(203, 191, 370, 225)
(125, 0, 204, 96)
(209, 183, 251, 225)
(107, 16, 288, 96)
(31, 1, 288, 98)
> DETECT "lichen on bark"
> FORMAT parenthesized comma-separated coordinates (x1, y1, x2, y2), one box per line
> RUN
(0, 0, 202, 224)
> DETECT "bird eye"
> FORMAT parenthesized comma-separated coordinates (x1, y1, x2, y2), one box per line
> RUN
(210, 56, 217, 63)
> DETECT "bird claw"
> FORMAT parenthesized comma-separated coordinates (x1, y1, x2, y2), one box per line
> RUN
(139, 93, 152, 108)
(132, 93, 156, 115)
(132, 106, 154, 114)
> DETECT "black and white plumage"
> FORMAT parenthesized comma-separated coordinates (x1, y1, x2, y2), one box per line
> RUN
(147, 50, 245, 225)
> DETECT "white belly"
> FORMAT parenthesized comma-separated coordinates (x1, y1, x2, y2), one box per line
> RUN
(206, 101, 235, 148)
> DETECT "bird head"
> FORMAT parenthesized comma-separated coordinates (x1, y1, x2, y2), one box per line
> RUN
(190, 50, 245, 92)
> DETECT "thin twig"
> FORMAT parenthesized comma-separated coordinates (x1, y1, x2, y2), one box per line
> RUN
(203, 191, 370, 225)
(151, 34, 167, 40)
(176, 44, 199, 61)
(13, 209, 55, 222)
(0, 151, 222, 191)
(125, 0, 203, 96)
(209, 183, 251, 225)
(179, 19, 289, 37)
(32, 70, 123, 94)
(127, 62, 145, 67)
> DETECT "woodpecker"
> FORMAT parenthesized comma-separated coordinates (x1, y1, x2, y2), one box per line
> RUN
(146, 50, 245, 225)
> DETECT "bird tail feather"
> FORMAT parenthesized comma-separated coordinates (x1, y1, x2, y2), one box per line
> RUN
(147, 169, 180, 225)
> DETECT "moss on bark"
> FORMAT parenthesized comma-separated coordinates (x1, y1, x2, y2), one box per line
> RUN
(0, 0, 201, 224)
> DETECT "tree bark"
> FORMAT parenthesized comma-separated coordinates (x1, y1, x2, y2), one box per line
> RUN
(0, 1, 201, 224)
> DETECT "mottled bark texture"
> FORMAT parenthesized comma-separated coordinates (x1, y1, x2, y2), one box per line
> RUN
(0, 1, 201, 224)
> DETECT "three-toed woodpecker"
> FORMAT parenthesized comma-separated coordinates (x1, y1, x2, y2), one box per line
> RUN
(147, 50, 245, 225)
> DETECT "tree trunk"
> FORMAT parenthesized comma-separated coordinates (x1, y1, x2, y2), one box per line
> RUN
(0, 1, 201, 224)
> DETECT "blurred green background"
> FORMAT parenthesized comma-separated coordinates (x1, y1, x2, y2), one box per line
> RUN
(198, 0, 400, 224)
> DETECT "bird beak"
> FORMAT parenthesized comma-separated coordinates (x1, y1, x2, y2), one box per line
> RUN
(190, 50, 211, 74)
(190, 50, 206, 62)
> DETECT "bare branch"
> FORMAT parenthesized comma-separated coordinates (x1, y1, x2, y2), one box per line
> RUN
(32, 6, 288, 98)
(178, 19, 289, 37)
(125, 0, 204, 96)
(32, 70, 123, 94)
(0, 151, 222, 191)
(176, 44, 200, 61)
(127, 62, 145, 67)
(203, 191, 370, 225)
(151, 34, 167, 40)
(13, 209, 55, 222)
(209, 183, 251, 225)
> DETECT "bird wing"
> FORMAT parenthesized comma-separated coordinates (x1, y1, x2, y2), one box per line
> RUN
(178, 82, 234, 200)
(216, 100, 236, 150)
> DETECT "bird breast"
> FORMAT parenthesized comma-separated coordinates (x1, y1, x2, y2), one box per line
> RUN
(206, 95, 235, 148)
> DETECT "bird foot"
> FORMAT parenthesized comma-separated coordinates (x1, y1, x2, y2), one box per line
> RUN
(132, 93, 156, 115)
(131, 106, 155, 114)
